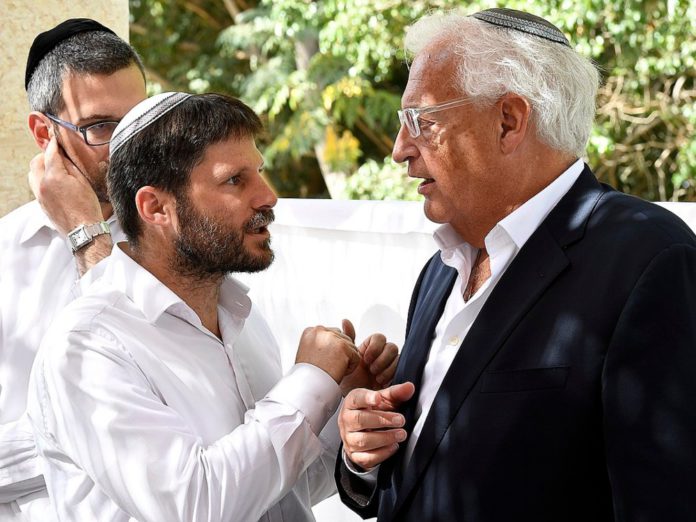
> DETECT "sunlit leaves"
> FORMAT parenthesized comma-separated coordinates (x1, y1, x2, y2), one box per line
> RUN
(131, 0, 695, 200)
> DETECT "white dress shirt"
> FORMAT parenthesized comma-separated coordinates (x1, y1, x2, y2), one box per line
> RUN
(403, 159, 584, 466)
(0, 200, 123, 521)
(27, 243, 342, 522)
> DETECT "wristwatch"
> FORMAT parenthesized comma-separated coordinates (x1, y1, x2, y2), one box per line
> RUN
(67, 221, 111, 253)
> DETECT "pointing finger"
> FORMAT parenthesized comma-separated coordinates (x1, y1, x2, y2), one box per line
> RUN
(345, 408, 405, 431)
(378, 382, 416, 408)
(345, 388, 385, 410)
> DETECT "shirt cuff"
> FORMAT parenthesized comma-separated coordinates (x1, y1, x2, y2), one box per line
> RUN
(0, 414, 44, 501)
(342, 449, 379, 485)
(317, 401, 342, 454)
(266, 363, 341, 436)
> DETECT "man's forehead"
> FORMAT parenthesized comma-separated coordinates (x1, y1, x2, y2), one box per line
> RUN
(411, 42, 453, 71)
(64, 66, 144, 91)
(202, 134, 261, 161)
(403, 45, 457, 104)
(59, 66, 146, 121)
(191, 136, 263, 183)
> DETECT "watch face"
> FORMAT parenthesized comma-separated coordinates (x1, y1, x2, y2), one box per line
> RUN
(70, 228, 90, 249)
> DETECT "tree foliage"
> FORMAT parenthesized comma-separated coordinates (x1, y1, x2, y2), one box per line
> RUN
(130, 0, 696, 201)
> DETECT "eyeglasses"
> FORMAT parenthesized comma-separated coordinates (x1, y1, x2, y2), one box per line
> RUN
(397, 97, 474, 138)
(44, 113, 120, 146)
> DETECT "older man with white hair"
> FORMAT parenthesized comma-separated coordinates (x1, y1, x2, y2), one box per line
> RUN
(336, 7, 696, 522)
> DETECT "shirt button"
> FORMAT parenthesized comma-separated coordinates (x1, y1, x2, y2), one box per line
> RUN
(448, 336, 460, 346)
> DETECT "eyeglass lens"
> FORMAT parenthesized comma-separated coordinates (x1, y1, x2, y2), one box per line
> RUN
(398, 109, 420, 138)
(84, 122, 119, 145)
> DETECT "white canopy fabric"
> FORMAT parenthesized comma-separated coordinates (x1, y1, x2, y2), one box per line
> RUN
(237, 199, 437, 371)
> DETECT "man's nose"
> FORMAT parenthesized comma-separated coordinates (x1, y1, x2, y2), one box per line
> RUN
(254, 175, 278, 210)
(392, 124, 418, 164)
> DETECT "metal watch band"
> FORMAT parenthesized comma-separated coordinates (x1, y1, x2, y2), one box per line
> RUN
(84, 221, 111, 238)
(68, 221, 111, 253)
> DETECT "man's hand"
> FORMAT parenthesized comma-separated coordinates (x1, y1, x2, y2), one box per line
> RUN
(339, 319, 398, 395)
(28, 137, 103, 237)
(339, 382, 415, 470)
(295, 325, 361, 384)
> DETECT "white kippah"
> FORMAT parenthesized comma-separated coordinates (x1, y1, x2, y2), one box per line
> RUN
(110, 92, 192, 158)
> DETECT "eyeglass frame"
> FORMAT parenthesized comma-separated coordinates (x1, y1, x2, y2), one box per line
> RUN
(397, 97, 475, 138)
(44, 113, 120, 146)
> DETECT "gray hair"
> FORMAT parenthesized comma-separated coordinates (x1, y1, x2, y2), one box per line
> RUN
(27, 31, 145, 114)
(404, 11, 600, 157)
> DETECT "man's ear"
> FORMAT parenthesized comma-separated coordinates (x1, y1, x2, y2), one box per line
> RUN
(497, 94, 531, 155)
(28, 112, 52, 150)
(134, 186, 177, 232)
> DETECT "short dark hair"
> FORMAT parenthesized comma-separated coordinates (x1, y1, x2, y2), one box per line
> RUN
(27, 30, 145, 114)
(108, 93, 263, 246)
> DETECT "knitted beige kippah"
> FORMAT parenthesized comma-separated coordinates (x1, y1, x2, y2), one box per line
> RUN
(110, 92, 192, 158)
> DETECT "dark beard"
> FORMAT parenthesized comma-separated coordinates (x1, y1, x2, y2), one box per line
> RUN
(172, 195, 275, 281)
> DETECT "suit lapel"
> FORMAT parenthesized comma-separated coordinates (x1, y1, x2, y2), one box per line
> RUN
(377, 259, 456, 501)
(391, 167, 605, 516)
(393, 260, 457, 428)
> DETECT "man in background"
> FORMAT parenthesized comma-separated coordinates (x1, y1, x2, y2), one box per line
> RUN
(337, 8, 696, 521)
(0, 19, 146, 520)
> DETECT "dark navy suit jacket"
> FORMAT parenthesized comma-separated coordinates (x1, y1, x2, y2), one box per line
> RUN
(337, 166, 696, 521)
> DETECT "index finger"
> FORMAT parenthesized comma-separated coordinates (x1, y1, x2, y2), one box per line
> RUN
(27, 152, 45, 198)
(377, 381, 416, 408)
(44, 137, 69, 172)
(45, 137, 83, 180)
(360, 333, 388, 364)
(345, 388, 384, 410)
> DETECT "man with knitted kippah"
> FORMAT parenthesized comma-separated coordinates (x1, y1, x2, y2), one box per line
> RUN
(26, 92, 398, 521)
(0, 19, 146, 520)
(336, 7, 696, 521)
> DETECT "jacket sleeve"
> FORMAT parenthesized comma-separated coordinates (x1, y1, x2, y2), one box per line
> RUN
(602, 243, 696, 521)
(334, 450, 379, 519)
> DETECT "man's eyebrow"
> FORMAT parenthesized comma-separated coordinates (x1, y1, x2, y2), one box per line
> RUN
(74, 114, 120, 125)
(216, 163, 263, 179)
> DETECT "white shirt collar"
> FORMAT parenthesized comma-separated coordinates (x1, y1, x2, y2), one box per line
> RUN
(497, 158, 584, 249)
(19, 202, 120, 245)
(19, 201, 56, 244)
(434, 159, 585, 266)
(102, 243, 252, 325)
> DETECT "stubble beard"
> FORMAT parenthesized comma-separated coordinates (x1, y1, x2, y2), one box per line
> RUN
(54, 127, 110, 203)
(90, 161, 110, 203)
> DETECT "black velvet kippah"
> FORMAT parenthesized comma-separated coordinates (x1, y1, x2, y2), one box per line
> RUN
(25, 18, 117, 90)
(471, 8, 571, 47)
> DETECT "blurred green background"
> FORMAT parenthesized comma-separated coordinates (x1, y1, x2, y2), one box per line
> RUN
(129, 0, 696, 201)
